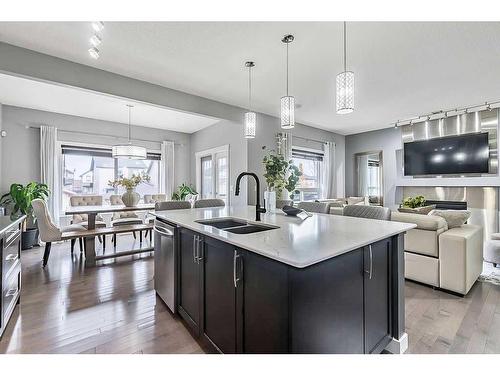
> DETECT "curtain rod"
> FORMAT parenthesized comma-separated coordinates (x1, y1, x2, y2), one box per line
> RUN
(25, 125, 185, 146)
(285, 133, 335, 146)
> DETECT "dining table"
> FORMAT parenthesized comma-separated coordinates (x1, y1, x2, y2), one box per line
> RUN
(65, 203, 155, 267)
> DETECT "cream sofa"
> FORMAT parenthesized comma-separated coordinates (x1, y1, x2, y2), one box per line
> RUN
(319, 197, 369, 215)
(391, 211, 483, 296)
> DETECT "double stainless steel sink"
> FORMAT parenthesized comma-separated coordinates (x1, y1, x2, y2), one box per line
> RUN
(195, 217, 279, 234)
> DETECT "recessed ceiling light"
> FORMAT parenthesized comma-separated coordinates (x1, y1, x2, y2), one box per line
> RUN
(91, 21, 104, 32)
(88, 47, 100, 59)
(90, 34, 102, 47)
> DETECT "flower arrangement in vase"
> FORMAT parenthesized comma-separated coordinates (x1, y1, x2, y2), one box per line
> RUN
(109, 172, 151, 207)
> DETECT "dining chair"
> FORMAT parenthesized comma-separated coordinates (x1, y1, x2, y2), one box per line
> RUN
(109, 194, 144, 248)
(297, 201, 331, 214)
(276, 199, 293, 209)
(343, 205, 391, 221)
(193, 199, 225, 208)
(143, 194, 167, 204)
(69, 195, 107, 251)
(32, 199, 88, 267)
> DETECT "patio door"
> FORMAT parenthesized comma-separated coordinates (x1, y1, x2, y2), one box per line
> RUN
(196, 145, 230, 205)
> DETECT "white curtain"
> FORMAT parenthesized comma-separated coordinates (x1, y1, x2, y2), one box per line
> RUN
(320, 141, 336, 199)
(161, 140, 175, 199)
(40, 125, 60, 224)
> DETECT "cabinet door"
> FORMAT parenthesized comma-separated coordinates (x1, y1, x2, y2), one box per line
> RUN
(201, 237, 237, 353)
(178, 229, 201, 334)
(290, 248, 364, 353)
(364, 238, 391, 353)
(242, 250, 289, 353)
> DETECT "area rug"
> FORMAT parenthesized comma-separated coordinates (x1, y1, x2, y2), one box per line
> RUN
(479, 268, 500, 285)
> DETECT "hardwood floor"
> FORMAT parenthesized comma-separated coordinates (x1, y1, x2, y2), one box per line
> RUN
(0, 235, 499, 354)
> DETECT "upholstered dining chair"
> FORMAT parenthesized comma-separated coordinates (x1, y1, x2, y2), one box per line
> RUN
(343, 205, 391, 221)
(145, 200, 192, 241)
(109, 194, 144, 248)
(32, 199, 87, 267)
(276, 199, 293, 209)
(143, 194, 167, 204)
(193, 199, 225, 208)
(70, 195, 107, 251)
(297, 201, 331, 214)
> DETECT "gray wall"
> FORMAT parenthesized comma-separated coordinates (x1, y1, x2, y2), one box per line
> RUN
(246, 113, 346, 205)
(345, 126, 402, 208)
(190, 119, 248, 206)
(0, 105, 191, 194)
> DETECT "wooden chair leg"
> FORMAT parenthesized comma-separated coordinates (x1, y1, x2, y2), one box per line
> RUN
(71, 239, 76, 254)
(139, 231, 142, 243)
(97, 236, 102, 243)
(79, 238, 83, 253)
(43, 242, 52, 267)
(113, 233, 117, 249)
(103, 235, 106, 253)
(149, 229, 152, 242)
(132, 231, 136, 239)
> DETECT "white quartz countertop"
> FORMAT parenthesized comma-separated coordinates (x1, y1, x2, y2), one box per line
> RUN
(153, 206, 416, 268)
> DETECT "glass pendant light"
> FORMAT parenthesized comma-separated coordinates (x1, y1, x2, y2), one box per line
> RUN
(336, 22, 354, 114)
(281, 34, 295, 129)
(244, 61, 256, 139)
(112, 104, 147, 159)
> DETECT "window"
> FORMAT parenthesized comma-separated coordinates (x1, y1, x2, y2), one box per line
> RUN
(291, 147, 324, 202)
(61, 145, 161, 211)
(196, 145, 229, 204)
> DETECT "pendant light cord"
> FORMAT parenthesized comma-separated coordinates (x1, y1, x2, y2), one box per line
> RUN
(343, 21, 347, 72)
(248, 65, 252, 111)
(127, 104, 132, 144)
(286, 41, 289, 96)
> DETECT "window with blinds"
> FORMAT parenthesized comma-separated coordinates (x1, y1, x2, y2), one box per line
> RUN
(61, 145, 161, 210)
(291, 147, 324, 202)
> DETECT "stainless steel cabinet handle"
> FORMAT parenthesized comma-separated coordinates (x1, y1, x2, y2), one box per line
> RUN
(5, 288, 18, 297)
(193, 235, 198, 263)
(197, 237, 204, 262)
(368, 245, 373, 280)
(5, 254, 18, 261)
(233, 251, 243, 288)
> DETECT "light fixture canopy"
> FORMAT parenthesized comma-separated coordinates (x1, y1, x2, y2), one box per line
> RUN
(336, 22, 354, 115)
(112, 104, 147, 159)
(281, 34, 295, 129)
(88, 47, 100, 59)
(92, 21, 104, 32)
(244, 61, 256, 139)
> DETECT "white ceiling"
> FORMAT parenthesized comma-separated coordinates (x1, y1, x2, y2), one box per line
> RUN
(0, 73, 219, 133)
(1, 22, 500, 135)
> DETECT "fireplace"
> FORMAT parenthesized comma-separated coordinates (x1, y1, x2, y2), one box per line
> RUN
(424, 200, 467, 210)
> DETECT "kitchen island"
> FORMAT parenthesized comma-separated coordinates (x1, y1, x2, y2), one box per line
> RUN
(153, 206, 415, 354)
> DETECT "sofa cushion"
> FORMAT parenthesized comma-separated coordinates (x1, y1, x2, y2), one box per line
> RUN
(391, 211, 448, 231)
(405, 252, 439, 287)
(347, 196, 365, 205)
(404, 228, 441, 257)
(429, 209, 470, 229)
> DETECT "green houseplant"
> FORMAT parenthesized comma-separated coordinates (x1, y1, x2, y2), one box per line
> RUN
(0, 182, 50, 249)
(399, 195, 436, 215)
(109, 172, 151, 207)
(262, 151, 302, 201)
(172, 183, 198, 201)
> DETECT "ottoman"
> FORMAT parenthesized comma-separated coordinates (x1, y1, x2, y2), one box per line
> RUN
(484, 233, 500, 267)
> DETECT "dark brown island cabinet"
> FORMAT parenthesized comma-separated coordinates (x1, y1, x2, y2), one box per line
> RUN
(0, 216, 24, 339)
(174, 226, 406, 354)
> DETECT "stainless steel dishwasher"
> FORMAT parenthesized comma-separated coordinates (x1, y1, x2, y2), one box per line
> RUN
(153, 218, 177, 313)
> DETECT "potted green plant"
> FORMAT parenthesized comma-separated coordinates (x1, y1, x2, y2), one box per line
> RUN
(398, 195, 436, 215)
(172, 183, 198, 201)
(109, 172, 151, 207)
(0, 182, 50, 249)
(262, 151, 302, 210)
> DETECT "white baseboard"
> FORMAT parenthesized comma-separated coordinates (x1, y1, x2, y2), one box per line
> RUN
(385, 332, 408, 354)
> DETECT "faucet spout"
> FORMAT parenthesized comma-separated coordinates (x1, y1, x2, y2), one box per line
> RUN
(235, 172, 266, 221)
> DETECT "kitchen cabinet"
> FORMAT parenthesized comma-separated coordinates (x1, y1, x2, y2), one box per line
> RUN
(177, 228, 202, 335)
(176, 230, 399, 354)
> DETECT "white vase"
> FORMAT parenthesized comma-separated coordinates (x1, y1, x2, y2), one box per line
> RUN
(122, 188, 140, 207)
(264, 190, 276, 213)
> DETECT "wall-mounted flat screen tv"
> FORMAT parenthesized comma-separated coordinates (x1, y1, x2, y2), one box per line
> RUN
(403, 132, 489, 176)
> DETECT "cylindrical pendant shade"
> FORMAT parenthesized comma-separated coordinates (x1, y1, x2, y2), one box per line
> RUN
(281, 96, 295, 129)
(244, 112, 256, 139)
(336, 71, 354, 114)
(112, 144, 147, 159)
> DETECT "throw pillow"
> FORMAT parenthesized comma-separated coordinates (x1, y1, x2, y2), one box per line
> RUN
(428, 209, 471, 228)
